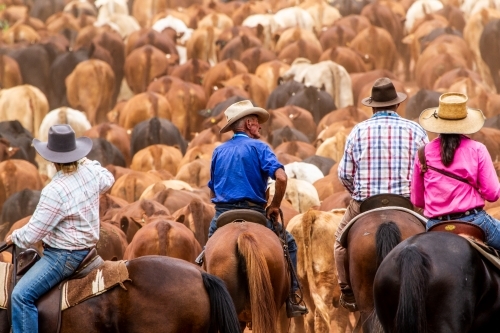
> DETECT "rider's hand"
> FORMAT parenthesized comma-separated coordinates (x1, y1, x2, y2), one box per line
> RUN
(266, 205, 280, 227)
(5, 235, 12, 246)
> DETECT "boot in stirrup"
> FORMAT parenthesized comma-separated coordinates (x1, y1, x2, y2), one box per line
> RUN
(286, 293, 308, 318)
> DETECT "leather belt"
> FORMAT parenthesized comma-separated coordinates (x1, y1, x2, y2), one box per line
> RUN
(435, 207, 483, 221)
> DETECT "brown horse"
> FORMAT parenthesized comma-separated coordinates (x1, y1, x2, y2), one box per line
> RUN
(0, 256, 240, 333)
(346, 209, 425, 332)
(205, 222, 289, 333)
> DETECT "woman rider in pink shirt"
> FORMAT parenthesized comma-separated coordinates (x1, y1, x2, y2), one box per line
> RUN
(411, 92, 500, 249)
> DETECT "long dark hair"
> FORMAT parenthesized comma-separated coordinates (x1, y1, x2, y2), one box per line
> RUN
(439, 134, 462, 167)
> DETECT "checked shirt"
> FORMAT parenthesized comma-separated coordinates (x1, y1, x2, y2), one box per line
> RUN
(338, 111, 428, 201)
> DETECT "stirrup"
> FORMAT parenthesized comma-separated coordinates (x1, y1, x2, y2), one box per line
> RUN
(286, 293, 308, 318)
(339, 292, 358, 312)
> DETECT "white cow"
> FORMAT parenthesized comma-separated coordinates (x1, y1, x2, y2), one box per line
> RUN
(95, 0, 129, 21)
(405, 0, 443, 32)
(152, 15, 194, 46)
(94, 13, 140, 39)
(461, 0, 500, 19)
(268, 178, 320, 213)
(284, 162, 324, 184)
(282, 58, 354, 108)
(273, 7, 315, 32)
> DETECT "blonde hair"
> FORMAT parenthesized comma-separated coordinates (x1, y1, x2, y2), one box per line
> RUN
(55, 161, 78, 174)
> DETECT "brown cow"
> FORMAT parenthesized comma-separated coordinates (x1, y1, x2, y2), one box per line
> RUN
(172, 197, 215, 247)
(218, 33, 262, 61)
(0, 160, 43, 212)
(123, 218, 201, 263)
(275, 28, 321, 54)
(204, 86, 250, 113)
(319, 24, 356, 51)
(84, 123, 131, 166)
(124, 45, 171, 94)
(349, 25, 398, 72)
(0, 55, 22, 89)
(66, 59, 115, 125)
(274, 141, 316, 160)
(151, 188, 204, 214)
(221, 73, 269, 107)
(110, 171, 162, 203)
(170, 58, 210, 85)
(130, 144, 183, 176)
(147, 76, 206, 139)
(350, 69, 397, 105)
(319, 46, 371, 73)
(139, 180, 194, 200)
(97, 221, 128, 261)
(202, 58, 248, 97)
(272, 105, 317, 141)
(319, 191, 351, 211)
(333, 14, 371, 34)
(240, 47, 276, 74)
(127, 28, 178, 58)
(99, 193, 129, 219)
(313, 170, 345, 201)
(255, 60, 290, 92)
(278, 38, 323, 65)
(186, 26, 220, 66)
(416, 53, 469, 91)
(175, 159, 211, 188)
(116, 92, 172, 130)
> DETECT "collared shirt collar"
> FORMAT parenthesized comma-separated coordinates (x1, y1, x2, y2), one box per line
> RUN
(233, 131, 249, 138)
(372, 111, 400, 118)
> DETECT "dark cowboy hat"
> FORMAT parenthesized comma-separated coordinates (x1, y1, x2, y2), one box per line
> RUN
(361, 77, 407, 107)
(33, 124, 92, 163)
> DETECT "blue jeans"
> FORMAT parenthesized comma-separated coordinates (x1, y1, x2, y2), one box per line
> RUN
(427, 210, 500, 250)
(12, 247, 89, 333)
(208, 202, 300, 291)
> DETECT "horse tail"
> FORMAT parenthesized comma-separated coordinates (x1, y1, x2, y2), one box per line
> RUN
(302, 210, 330, 328)
(395, 246, 429, 333)
(237, 232, 276, 333)
(375, 221, 401, 266)
(201, 272, 241, 333)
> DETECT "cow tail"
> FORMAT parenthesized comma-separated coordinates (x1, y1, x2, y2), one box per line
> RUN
(155, 221, 170, 256)
(125, 175, 136, 203)
(237, 232, 276, 333)
(143, 46, 153, 93)
(201, 272, 240, 333)
(302, 210, 330, 329)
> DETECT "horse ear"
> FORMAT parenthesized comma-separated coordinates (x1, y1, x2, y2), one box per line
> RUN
(120, 216, 129, 234)
(176, 214, 185, 223)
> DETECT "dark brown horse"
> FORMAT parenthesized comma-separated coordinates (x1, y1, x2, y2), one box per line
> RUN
(346, 209, 425, 332)
(374, 232, 500, 333)
(205, 222, 289, 333)
(0, 256, 240, 333)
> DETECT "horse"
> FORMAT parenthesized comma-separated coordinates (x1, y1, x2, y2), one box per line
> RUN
(0, 256, 241, 333)
(345, 209, 426, 332)
(373, 232, 500, 333)
(205, 222, 290, 333)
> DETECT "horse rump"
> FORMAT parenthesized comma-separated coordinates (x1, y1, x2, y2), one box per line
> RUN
(201, 272, 240, 333)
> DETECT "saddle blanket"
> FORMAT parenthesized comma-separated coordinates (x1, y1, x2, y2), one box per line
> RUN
(0, 260, 130, 310)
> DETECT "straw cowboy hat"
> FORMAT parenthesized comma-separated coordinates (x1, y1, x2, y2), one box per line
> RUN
(419, 92, 485, 134)
(361, 77, 407, 107)
(219, 100, 269, 133)
(33, 124, 93, 163)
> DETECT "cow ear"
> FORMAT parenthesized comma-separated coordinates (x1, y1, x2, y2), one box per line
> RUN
(176, 214, 185, 223)
(120, 217, 129, 234)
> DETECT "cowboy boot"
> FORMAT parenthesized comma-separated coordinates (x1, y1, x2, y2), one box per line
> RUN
(286, 293, 308, 318)
(339, 287, 358, 312)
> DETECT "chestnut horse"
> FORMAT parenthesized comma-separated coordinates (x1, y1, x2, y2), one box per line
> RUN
(346, 209, 425, 332)
(205, 222, 289, 333)
(374, 232, 500, 333)
(0, 256, 240, 333)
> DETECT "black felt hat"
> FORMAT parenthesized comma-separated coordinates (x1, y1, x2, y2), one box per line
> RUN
(361, 77, 407, 107)
(33, 124, 92, 163)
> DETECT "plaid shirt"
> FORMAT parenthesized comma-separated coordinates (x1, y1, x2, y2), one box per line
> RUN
(12, 158, 115, 250)
(338, 111, 428, 201)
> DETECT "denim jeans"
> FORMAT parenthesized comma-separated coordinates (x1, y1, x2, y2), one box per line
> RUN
(12, 247, 89, 333)
(208, 202, 300, 291)
(427, 210, 500, 250)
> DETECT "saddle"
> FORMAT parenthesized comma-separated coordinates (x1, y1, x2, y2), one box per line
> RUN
(428, 220, 486, 243)
(216, 209, 268, 229)
(359, 194, 414, 213)
(7, 245, 103, 333)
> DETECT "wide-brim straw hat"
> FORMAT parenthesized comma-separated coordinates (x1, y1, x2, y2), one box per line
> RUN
(33, 124, 92, 163)
(361, 77, 407, 107)
(219, 100, 269, 133)
(419, 92, 485, 134)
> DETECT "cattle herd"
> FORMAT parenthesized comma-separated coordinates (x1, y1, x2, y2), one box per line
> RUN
(0, 0, 500, 331)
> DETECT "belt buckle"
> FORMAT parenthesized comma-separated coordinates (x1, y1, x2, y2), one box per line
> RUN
(465, 210, 470, 216)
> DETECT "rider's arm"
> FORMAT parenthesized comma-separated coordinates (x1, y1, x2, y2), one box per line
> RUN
(338, 137, 355, 195)
(267, 168, 287, 222)
(477, 144, 500, 202)
(80, 158, 115, 193)
(411, 154, 425, 209)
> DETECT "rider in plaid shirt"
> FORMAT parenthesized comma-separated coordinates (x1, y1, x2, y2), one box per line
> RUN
(335, 78, 428, 311)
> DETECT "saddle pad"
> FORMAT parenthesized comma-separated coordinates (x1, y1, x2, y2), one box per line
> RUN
(0, 262, 12, 309)
(338, 206, 428, 247)
(61, 260, 129, 310)
(466, 238, 500, 271)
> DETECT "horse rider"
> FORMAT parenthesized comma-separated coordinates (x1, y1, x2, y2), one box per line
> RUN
(195, 100, 308, 318)
(5, 124, 115, 333)
(412, 92, 500, 249)
(336, 78, 429, 311)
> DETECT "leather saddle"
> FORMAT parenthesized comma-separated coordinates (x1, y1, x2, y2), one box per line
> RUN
(7, 246, 103, 333)
(216, 209, 268, 229)
(359, 194, 414, 213)
(428, 220, 486, 243)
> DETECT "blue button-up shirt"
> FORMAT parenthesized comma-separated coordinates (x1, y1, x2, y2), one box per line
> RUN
(208, 133, 283, 205)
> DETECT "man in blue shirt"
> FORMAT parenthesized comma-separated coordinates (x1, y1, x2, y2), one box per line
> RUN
(197, 100, 307, 317)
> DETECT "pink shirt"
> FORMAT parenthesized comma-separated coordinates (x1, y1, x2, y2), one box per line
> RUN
(411, 136, 500, 218)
